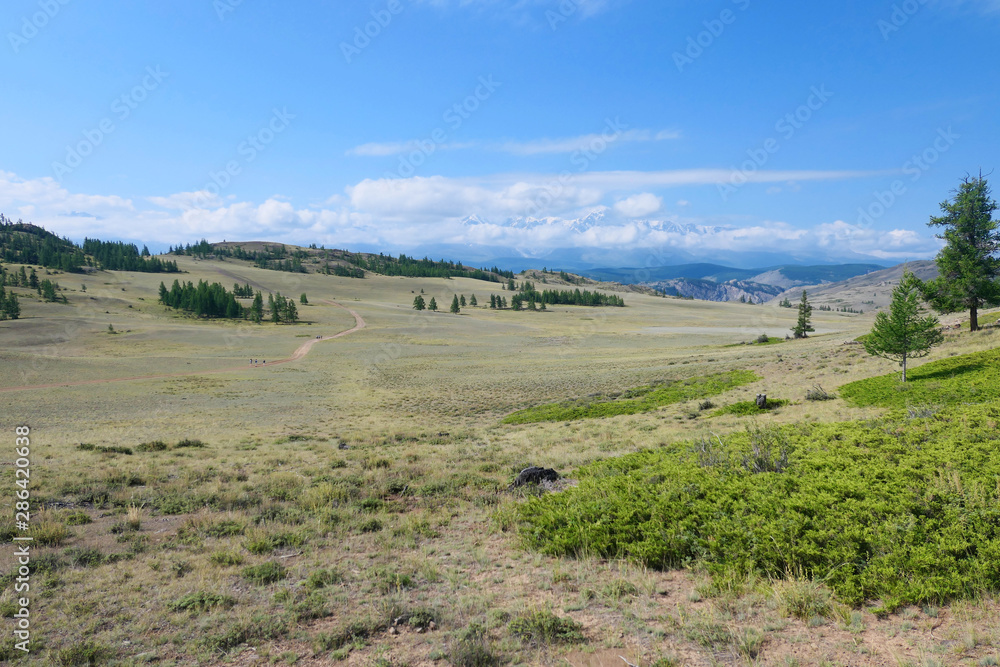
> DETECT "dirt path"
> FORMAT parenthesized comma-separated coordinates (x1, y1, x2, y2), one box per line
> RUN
(0, 300, 366, 394)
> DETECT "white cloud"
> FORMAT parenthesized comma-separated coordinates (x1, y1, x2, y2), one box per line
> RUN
(0, 168, 940, 264)
(346, 127, 678, 157)
(614, 193, 662, 218)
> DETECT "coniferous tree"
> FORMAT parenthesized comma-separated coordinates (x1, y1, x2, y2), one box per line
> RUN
(489, 294, 496, 309)
(469, 294, 477, 307)
(460, 294, 466, 307)
(413, 295, 426, 310)
(300, 293, 308, 305)
(864, 272, 944, 382)
(792, 290, 814, 339)
(29, 268, 38, 291)
(269, 293, 279, 322)
(428, 297, 438, 311)
(40, 279, 58, 302)
(919, 174, 1000, 331)
(450, 294, 461, 314)
(4, 292, 19, 319)
(251, 292, 264, 323)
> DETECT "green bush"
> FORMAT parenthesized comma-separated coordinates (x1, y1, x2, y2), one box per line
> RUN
(508, 609, 584, 645)
(136, 440, 168, 452)
(56, 640, 113, 666)
(515, 402, 1000, 611)
(712, 398, 789, 416)
(242, 561, 287, 585)
(840, 346, 1000, 408)
(504, 370, 759, 424)
(168, 591, 236, 613)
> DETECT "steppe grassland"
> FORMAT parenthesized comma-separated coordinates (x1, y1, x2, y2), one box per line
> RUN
(2, 257, 1000, 665)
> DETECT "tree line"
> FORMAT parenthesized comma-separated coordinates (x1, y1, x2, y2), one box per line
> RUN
(159, 279, 301, 323)
(82, 239, 179, 273)
(349, 252, 514, 282)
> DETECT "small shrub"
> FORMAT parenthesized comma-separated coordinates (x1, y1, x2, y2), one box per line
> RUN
(712, 399, 790, 416)
(209, 550, 245, 567)
(362, 456, 391, 470)
(740, 423, 792, 474)
(774, 578, 832, 621)
(305, 568, 343, 590)
(805, 385, 835, 401)
(64, 547, 104, 568)
(358, 518, 383, 533)
(449, 624, 503, 667)
(33, 521, 70, 547)
(602, 578, 639, 600)
(64, 512, 92, 526)
(56, 640, 113, 666)
(697, 400, 715, 411)
(756, 333, 771, 344)
(508, 609, 584, 646)
(136, 440, 168, 452)
(169, 591, 236, 613)
(175, 438, 206, 448)
(242, 561, 287, 585)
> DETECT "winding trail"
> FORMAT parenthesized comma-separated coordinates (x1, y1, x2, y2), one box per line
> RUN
(0, 300, 366, 394)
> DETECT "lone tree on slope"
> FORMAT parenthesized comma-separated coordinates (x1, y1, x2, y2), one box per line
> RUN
(863, 271, 943, 382)
(450, 294, 461, 314)
(413, 295, 425, 311)
(792, 290, 814, 339)
(428, 297, 438, 311)
(920, 174, 1000, 331)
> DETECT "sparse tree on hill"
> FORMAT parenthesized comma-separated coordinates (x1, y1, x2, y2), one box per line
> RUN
(450, 294, 461, 314)
(428, 297, 438, 311)
(29, 268, 38, 291)
(300, 293, 308, 305)
(413, 295, 426, 311)
(489, 294, 496, 309)
(792, 290, 814, 339)
(460, 294, 466, 307)
(863, 271, 943, 382)
(470, 294, 477, 307)
(919, 174, 1000, 331)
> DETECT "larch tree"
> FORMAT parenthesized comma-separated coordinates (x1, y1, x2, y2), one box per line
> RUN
(920, 174, 1000, 331)
(863, 271, 943, 382)
(791, 290, 814, 339)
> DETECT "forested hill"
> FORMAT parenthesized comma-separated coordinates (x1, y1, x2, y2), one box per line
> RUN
(172, 239, 515, 282)
(0, 216, 179, 273)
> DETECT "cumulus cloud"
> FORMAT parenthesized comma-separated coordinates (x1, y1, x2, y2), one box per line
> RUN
(614, 193, 662, 218)
(0, 168, 940, 263)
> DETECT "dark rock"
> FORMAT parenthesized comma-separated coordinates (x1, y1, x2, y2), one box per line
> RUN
(511, 466, 559, 488)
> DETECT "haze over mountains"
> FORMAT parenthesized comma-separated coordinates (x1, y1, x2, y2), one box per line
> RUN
(338, 211, 927, 275)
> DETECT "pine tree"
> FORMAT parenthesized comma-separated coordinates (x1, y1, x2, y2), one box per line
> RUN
(29, 269, 38, 291)
(863, 272, 943, 382)
(920, 174, 1000, 331)
(268, 293, 279, 322)
(469, 294, 477, 307)
(413, 295, 426, 311)
(792, 290, 814, 339)
(460, 294, 466, 307)
(251, 292, 264, 323)
(300, 293, 308, 305)
(450, 294, 461, 314)
(489, 294, 496, 309)
(428, 297, 438, 311)
(5, 293, 20, 320)
(285, 299, 298, 323)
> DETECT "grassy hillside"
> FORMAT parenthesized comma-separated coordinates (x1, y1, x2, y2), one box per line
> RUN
(3, 252, 1000, 665)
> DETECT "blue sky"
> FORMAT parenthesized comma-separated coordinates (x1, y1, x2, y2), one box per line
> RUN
(1, 0, 997, 266)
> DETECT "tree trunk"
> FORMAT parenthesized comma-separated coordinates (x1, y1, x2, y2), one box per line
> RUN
(971, 304, 979, 332)
(902, 353, 907, 383)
